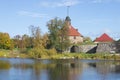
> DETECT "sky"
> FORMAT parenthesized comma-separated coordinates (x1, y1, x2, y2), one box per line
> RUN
(0, 0, 120, 40)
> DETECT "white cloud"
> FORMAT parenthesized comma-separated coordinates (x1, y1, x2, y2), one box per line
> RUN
(17, 11, 47, 18)
(103, 28, 111, 33)
(62, 0, 81, 6)
(91, 0, 120, 3)
(39, 0, 120, 7)
(92, 0, 103, 3)
(40, 0, 81, 8)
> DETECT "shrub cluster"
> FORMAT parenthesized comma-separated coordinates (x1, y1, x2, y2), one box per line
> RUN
(28, 48, 57, 59)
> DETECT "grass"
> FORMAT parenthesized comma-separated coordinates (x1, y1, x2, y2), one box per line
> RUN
(0, 49, 29, 58)
(50, 53, 120, 60)
(0, 49, 120, 60)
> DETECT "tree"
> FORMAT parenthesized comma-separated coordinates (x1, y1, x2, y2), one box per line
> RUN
(59, 20, 70, 52)
(42, 33, 49, 48)
(47, 17, 70, 52)
(13, 35, 21, 48)
(0, 32, 13, 49)
(83, 37, 93, 44)
(21, 34, 30, 49)
(117, 39, 120, 42)
(29, 25, 43, 48)
(47, 18, 61, 49)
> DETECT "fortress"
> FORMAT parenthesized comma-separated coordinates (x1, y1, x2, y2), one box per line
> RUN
(65, 16, 120, 53)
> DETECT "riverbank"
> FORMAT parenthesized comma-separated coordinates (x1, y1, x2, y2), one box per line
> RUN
(51, 53, 120, 60)
(0, 49, 120, 60)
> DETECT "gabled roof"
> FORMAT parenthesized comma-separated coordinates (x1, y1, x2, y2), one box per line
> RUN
(94, 33, 114, 42)
(68, 26, 82, 36)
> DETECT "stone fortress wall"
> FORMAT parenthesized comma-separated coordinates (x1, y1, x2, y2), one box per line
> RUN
(69, 42, 120, 53)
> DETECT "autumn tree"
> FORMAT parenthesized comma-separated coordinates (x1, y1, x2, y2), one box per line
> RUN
(42, 33, 49, 48)
(0, 32, 13, 49)
(21, 34, 31, 49)
(29, 25, 43, 48)
(13, 35, 21, 48)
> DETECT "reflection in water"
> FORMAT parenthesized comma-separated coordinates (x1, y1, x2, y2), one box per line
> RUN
(87, 61, 120, 80)
(0, 60, 11, 69)
(115, 65, 120, 73)
(47, 59, 83, 80)
(0, 58, 120, 80)
(88, 61, 120, 74)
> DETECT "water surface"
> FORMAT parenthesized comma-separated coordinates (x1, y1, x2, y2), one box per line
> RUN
(0, 58, 120, 80)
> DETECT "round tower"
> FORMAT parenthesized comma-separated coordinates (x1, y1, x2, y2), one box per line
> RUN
(65, 16, 71, 28)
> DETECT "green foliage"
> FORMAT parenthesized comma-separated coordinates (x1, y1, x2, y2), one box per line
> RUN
(47, 17, 70, 51)
(47, 18, 61, 49)
(21, 34, 31, 48)
(42, 33, 49, 48)
(28, 48, 45, 58)
(29, 25, 46, 48)
(117, 39, 120, 42)
(13, 35, 21, 48)
(78, 37, 95, 45)
(50, 53, 120, 60)
(0, 48, 120, 60)
(46, 48, 57, 56)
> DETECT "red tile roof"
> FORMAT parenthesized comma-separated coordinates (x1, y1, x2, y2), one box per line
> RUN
(68, 26, 82, 36)
(94, 33, 114, 42)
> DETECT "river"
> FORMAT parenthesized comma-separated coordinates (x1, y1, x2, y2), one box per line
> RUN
(0, 58, 120, 80)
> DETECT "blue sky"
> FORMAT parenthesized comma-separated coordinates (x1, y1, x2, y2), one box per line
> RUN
(0, 0, 120, 40)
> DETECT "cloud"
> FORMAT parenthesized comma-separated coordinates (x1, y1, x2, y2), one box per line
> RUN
(90, 0, 120, 4)
(40, 0, 81, 8)
(91, 0, 103, 3)
(102, 28, 111, 33)
(39, 0, 120, 7)
(17, 11, 48, 18)
(62, 0, 81, 6)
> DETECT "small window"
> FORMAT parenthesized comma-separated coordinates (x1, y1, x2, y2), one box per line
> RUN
(74, 36, 76, 39)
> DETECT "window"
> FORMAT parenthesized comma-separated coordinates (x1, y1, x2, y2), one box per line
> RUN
(74, 36, 76, 39)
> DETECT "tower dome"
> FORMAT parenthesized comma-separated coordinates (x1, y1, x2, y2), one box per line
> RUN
(65, 16, 71, 22)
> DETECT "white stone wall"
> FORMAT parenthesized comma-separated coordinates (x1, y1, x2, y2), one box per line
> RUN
(69, 36, 83, 44)
(79, 45, 97, 53)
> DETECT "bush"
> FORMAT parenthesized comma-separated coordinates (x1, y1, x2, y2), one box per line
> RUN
(28, 48, 57, 59)
(46, 48, 57, 56)
(28, 48, 45, 58)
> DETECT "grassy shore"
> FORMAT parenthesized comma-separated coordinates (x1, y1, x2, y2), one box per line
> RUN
(50, 53, 120, 60)
(0, 49, 120, 60)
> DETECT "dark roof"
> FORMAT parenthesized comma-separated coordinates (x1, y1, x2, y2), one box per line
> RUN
(65, 16, 71, 22)
(94, 33, 114, 42)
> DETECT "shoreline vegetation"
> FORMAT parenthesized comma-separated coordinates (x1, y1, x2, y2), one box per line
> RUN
(0, 49, 120, 60)
(1, 19, 120, 61)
